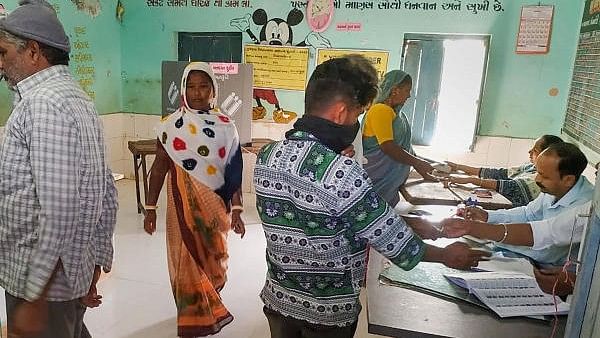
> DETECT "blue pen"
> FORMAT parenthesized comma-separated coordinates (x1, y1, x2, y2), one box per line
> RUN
(464, 197, 478, 207)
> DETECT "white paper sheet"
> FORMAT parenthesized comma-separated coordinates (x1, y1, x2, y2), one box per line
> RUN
(444, 271, 569, 318)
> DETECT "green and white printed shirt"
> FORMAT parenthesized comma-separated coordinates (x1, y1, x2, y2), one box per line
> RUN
(254, 131, 425, 327)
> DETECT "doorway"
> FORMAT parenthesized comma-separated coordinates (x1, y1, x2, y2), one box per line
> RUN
(401, 33, 490, 150)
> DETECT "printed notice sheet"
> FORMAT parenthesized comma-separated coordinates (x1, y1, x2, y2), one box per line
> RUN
(316, 48, 389, 80)
(243, 45, 309, 91)
(444, 271, 569, 318)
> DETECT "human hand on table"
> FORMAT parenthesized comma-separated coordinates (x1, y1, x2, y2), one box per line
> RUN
(404, 217, 443, 240)
(533, 267, 575, 297)
(445, 161, 460, 172)
(461, 206, 488, 222)
(439, 218, 473, 238)
(446, 175, 475, 185)
(442, 242, 490, 270)
(414, 160, 437, 181)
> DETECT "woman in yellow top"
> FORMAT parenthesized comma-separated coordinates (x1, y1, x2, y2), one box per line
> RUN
(362, 70, 435, 206)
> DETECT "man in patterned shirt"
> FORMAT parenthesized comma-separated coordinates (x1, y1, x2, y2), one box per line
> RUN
(254, 55, 489, 338)
(0, 1, 117, 337)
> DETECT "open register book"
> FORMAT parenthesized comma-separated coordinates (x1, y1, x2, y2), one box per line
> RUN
(444, 271, 570, 318)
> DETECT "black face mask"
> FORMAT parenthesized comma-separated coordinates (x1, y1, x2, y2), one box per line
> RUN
(285, 115, 359, 153)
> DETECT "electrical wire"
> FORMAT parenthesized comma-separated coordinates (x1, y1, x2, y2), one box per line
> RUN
(549, 209, 589, 338)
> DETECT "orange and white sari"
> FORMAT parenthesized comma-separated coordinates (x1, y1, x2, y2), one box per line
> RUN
(157, 62, 242, 336)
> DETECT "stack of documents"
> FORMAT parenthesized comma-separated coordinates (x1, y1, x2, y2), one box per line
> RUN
(444, 271, 570, 318)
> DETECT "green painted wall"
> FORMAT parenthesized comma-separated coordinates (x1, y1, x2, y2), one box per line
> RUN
(0, 0, 585, 139)
(119, 0, 584, 139)
(0, 0, 122, 125)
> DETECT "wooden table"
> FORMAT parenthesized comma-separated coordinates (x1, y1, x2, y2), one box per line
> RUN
(241, 138, 273, 155)
(125, 138, 273, 215)
(366, 249, 566, 338)
(127, 139, 157, 214)
(400, 176, 513, 210)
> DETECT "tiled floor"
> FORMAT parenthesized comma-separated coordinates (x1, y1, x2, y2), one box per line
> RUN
(0, 180, 384, 338)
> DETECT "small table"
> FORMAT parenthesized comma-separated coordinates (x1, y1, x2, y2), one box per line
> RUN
(127, 139, 157, 214)
(242, 138, 274, 155)
(400, 177, 513, 210)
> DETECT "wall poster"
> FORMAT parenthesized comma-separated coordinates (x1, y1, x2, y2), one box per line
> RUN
(243, 45, 310, 91)
(316, 48, 389, 79)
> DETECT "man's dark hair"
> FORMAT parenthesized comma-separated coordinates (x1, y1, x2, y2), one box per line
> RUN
(543, 142, 588, 179)
(538, 134, 563, 151)
(305, 54, 378, 116)
(38, 41, 69, 65)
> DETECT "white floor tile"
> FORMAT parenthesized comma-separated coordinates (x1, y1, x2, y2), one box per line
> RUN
(0, 180, 394, 338)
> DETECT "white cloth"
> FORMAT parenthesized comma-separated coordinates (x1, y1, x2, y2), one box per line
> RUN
(155, 62, 240, 191)
(156, 110, 239, 191)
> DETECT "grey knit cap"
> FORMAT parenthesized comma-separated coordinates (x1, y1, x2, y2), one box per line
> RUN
(0, 0, 70, 52)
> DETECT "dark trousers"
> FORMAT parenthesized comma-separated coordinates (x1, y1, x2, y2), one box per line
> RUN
(5, 292, 91, 338)
(263, 306, 358, 338)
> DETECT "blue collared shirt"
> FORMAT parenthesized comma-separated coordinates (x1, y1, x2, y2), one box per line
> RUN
(487, 176, 594, 265)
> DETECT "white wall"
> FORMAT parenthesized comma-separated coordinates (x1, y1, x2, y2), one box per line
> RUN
(101, 113, 161, 178)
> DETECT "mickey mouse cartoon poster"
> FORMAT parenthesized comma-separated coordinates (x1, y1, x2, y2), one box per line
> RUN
(231, 8, 331, 123)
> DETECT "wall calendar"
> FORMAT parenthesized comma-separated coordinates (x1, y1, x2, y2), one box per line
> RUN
(516, 5, 554, 54)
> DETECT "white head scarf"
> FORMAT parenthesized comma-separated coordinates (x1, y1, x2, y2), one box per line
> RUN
(180, 61, 219, 112)
(156, 62, 241, 191)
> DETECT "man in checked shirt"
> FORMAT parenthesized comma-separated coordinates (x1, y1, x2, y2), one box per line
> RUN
(0, 1, 117, 337)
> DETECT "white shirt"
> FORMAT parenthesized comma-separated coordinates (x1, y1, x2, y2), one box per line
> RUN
(530, 201, 592, 250)
(487, 176, 594, 265)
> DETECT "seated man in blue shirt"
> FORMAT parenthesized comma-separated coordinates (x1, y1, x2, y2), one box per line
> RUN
(442, 200, 593, 296)
(253, 55, 490, 338)
(460, 142, 593, 267)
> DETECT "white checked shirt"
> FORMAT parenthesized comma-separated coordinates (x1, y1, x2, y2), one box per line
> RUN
(0, 65, 118, 302)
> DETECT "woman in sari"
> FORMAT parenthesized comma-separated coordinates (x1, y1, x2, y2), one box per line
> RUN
(143, 62, 245, 337)
(362, 70, 435, 206)
(446, 134, 563, 206)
